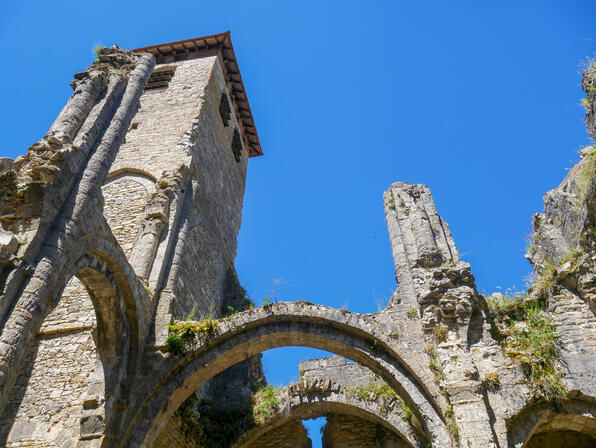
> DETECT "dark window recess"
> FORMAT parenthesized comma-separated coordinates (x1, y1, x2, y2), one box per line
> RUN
(219, 92, 232, 126)
(129, 122, 139, 131)
(145, 66, 177, 90)
(231, 129, 243, 162)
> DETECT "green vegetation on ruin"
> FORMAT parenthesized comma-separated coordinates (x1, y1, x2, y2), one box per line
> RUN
(346, 381, 417, 425)
(172, 383, 285, 447)
(486, 292, 566, 401)
(482, 371, 501, 392)
(577, 144, 596, 207)
(166, 297, 256, 353)
(432, 324, 448, 343)
(350, 381, 397, 401)
(167, 318, 220, 353)
(251, 384, 282, 425)
(425, 346, 445, 384)
(444, 404, 460, 440)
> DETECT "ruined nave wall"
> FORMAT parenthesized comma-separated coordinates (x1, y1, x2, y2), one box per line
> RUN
(0, 277, 98, 447)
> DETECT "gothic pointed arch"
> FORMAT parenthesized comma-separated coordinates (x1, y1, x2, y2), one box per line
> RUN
(121, 303, 451, 447)
(0, 251, 136, 446)
(506, 396, 596, 448)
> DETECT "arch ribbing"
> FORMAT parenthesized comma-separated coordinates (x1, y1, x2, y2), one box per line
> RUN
(232, 378, 428, 448)
(121, 302, 450, 447)
(506, 396, 596, 447)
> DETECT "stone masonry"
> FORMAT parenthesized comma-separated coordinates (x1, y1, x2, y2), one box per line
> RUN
(0, 32, 595, 448)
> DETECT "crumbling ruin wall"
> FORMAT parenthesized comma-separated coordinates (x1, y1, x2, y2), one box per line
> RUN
(0, 46, 155, 447)
(0, 38, 595, 448)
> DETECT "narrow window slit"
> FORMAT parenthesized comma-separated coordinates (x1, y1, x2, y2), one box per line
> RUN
(231, 129, 242, 162)
(219, 92, 232, 127)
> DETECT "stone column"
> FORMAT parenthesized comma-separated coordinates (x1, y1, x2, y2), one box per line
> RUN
(384, 182, 499, 448)
(48, 70, 108, 144)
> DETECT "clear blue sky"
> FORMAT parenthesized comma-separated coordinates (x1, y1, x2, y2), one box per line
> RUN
(2, 1, 595, 444)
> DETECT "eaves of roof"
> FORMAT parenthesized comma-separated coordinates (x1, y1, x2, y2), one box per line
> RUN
(133, 31, 263, 157)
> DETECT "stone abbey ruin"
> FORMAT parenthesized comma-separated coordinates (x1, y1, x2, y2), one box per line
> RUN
(0, 31, 595, 447)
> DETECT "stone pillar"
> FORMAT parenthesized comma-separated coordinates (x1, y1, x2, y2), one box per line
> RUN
(131, 188, 172, 280)
(384, 182, 499, 448)
(48, 70, 108, 144)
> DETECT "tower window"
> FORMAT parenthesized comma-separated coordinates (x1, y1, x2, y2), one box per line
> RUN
(231, 129, 242, 162)
(219, 92, 232, 127)
(145, 66, 176, 90)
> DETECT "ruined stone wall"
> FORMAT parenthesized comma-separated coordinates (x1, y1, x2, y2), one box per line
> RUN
(0, 45, 155, 448)
(248, 419, 311, 448)
(0, 277, 98, 447)
(1, 39, 595, 448)
(103, 173, 155, 257)
(0, 41, 258, 447)
(299, 356, 416, 448)
(321, 414, 408, 448)
(115, 54, 261, 444)
(300, 355, 375, 387)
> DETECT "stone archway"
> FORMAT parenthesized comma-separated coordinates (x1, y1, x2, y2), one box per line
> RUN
(507, 397, 596, 448)
(0, 251, 143, 447)
(0, 252, 134, 446)
(121, 302, 451, 447)
(232, 376, 428, 448)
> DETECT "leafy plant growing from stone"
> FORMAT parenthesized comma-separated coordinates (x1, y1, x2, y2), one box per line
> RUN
(251, 385, 281, 425)
(445, 404, 460, 440)
(577, 145, 596, 207)
(167, 318, 220, 353)
(93, 43, 105, 63)
(487, 293, 566, 400)
(166, 332, 186, 354)
(16, 235, 28, 246)
(503, 302, 565, 400)
(482, 371, 501, 392)
(432, 324, 448, 343)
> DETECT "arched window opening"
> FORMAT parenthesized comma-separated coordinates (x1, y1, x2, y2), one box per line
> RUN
(102, 171, 156, 258)
(0, 263, 127, 447)
(507, 399, 596, 448)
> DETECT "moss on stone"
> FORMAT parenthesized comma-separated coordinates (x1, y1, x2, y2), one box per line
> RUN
(445, 404, 460, 441)
(577, 145, 596, 206)
(167, 318, 221, 352)
(482, 371, 501, 392)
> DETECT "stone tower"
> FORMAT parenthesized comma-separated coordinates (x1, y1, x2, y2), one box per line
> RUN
(0, 32, 265, 446)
